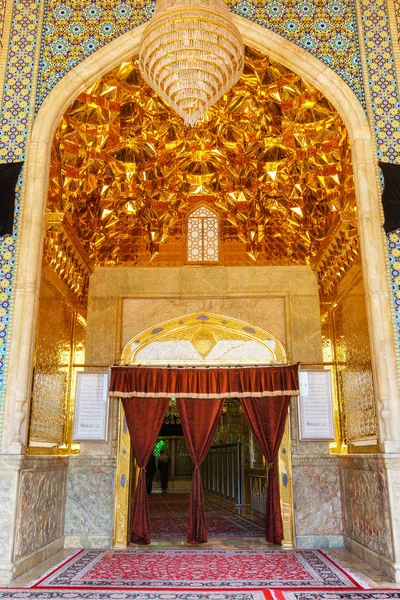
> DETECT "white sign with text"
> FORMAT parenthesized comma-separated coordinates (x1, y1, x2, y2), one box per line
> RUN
(298, 370, 334, 441)
(73, 372, 110, 441)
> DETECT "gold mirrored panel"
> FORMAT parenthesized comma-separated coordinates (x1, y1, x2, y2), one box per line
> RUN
(47, 46, 355, 268)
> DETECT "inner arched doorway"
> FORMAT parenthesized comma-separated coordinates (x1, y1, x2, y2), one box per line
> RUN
(115, 312, 294, 546)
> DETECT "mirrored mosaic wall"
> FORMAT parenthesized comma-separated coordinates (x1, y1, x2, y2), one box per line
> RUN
(28, 269, 86, 453)
(48, 48, 357, 271)
(321, 265, 377, 449)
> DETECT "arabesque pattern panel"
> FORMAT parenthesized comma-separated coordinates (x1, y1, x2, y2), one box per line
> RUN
(35, 0, 364, 108)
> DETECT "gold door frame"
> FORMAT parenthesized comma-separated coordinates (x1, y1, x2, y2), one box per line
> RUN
(114, 399, 294, 546)
(114, 404, 132, 546)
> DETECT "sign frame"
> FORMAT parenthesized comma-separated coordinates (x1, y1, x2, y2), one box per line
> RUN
(297, 368, 335, 442)
(73, 371, 110, 442)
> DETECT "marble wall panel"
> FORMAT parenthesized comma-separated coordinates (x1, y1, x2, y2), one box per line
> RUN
(64, 457, 116, 543)
(121, 297, 286, 354)
(385, 457, 400, 568)
(14, 462, 68, 562)
(339, 455, 393, 561)
(225, 266, 320, 297)
(293, 456, 343, 538)
(85, 265, 320, 364)
(90, 265, 319, 299)
(0, 466, 18, 579)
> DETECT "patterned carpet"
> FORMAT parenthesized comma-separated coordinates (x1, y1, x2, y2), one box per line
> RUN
(33, 549, 361, 589)
(149, 494, 265, 538)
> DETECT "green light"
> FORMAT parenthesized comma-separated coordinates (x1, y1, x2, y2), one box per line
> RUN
(154, 439, 167, 454)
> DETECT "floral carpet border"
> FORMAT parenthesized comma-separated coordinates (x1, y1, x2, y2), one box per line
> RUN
(31, 549, 362, 590)
(0, 592, 265, 600)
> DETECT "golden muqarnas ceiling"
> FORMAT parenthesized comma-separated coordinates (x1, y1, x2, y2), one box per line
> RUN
(48, 46, 356, 267)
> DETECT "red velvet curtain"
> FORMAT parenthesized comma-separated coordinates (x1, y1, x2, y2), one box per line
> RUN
(177, 398, 225, 543)
(122, 397, 169, 544)
(240, 396, 290, 544)
(110, 365, 299, 546)
(110, 365, 298, 399)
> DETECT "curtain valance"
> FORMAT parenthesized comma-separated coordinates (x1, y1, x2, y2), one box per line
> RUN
(109, 365, 299, 398)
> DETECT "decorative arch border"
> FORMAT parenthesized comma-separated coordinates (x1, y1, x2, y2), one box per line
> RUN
(120, 311, 288, 364)
(2, 16, 400, 454)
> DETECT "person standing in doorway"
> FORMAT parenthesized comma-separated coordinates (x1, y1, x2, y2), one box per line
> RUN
(158, 449, 170, 492)
(146, 453, 156, 494)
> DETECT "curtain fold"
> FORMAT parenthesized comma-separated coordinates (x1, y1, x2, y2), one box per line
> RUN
(110, 365, 299, 398)
(122, 397, 169, 544)
(177, 397, 225, 543)
(240, 395, 290, 544)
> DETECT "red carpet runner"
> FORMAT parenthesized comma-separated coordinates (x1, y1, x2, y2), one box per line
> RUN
(33, 549, 362, 589)
(149, 493, 265, 538)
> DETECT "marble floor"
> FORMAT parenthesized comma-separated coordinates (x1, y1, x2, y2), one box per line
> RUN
(2, 543, 400, 589)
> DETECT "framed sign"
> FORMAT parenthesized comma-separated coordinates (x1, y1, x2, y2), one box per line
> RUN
(73, 372, 110, 442)
(298, 369, 335, 441)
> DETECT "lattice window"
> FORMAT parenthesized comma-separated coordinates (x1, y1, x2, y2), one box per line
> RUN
(176, 438, 193, 475)
(187, 206, 219, 262)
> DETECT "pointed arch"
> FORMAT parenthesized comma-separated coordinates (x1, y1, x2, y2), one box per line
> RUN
(3, 15, 400, 454)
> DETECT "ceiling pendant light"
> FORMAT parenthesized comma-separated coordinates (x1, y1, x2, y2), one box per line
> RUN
(138, 0, 244, 127)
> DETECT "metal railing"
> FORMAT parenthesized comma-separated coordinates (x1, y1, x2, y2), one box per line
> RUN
(201, 443, 243, 506)
(249, 471, 268, 515)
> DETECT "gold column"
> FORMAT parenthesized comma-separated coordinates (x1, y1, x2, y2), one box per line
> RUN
(279, 414, 294, 547)
(114, 401, 132, 546)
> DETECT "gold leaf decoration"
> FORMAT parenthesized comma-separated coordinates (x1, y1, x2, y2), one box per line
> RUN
(47, 45, 356, 284)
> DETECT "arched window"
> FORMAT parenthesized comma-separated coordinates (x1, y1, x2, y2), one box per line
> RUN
(187, 206, 219, 263)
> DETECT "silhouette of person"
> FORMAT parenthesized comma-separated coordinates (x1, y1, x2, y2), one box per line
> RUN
(158, 450, 170, 492)
(146, 453, 156, 494)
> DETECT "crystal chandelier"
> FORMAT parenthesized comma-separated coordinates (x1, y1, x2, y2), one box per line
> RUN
(138, 0, 244, 126)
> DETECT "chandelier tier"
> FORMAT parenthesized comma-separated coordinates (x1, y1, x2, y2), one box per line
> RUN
(138, 0, 244, 126)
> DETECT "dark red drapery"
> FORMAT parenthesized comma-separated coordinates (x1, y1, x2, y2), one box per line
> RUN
(110, 365, 298, 399)
(240, 396, 290, 544)
(122, 396, 169, 544)
(177, 397, 225, 543)
(110, 365, 299, 545)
